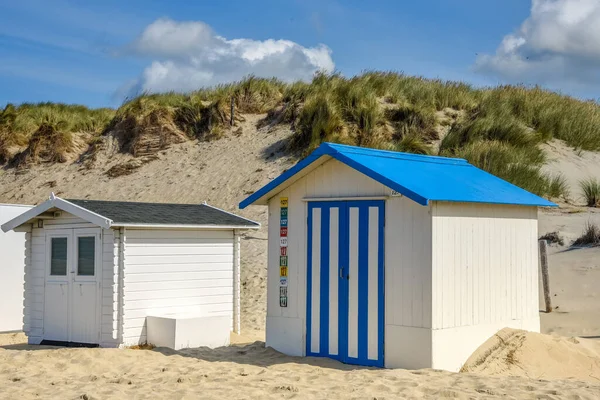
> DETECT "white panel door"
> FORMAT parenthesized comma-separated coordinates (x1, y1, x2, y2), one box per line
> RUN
(70, 230, 101, 344)
(44, 229, 101, 344)
(44, 233, 71, 341)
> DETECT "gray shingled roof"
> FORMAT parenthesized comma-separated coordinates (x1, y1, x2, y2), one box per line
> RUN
(66, 199, 259, 227)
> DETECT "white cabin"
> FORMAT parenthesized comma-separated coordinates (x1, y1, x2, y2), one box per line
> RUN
(240, 142, 555, 372)
(1, 195, 259, 348)
(0, 203, 32, 332)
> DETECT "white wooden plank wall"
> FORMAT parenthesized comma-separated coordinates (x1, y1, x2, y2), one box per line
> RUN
(122, 229, 235, 345)
(28, 227, 45, 342)
(431, 202, 538, 330)
(22, 231, 32, 334)
(100, 228, 119, 347)
(385, 196, 432, 329)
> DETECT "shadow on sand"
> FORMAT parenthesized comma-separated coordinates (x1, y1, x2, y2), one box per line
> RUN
(0, 340, 377, 371)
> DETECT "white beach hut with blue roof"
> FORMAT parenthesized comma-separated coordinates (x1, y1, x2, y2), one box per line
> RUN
(240, 142, 555, 372)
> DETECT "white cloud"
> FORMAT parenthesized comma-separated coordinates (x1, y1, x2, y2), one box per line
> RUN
(474, 0, 600, 89)
(124, 18, 335, 95)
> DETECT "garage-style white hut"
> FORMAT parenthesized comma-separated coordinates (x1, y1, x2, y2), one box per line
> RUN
(240, 142, 555, 372)
(1, 195, 259, 348)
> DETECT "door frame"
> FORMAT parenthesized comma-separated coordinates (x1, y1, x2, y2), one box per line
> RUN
(305, 200, 385, 367)
(43, 228, 103, 344)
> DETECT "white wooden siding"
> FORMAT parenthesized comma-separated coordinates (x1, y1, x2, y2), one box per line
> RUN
(100, 228, 119, 347)
(27, 227, 45, 342)
(122, 229, 235, 345)
(385, 196, 432, 329)
(431, 202, 539, 330)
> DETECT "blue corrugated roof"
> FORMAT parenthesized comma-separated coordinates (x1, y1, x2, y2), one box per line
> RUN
(239, 142, 557, 208)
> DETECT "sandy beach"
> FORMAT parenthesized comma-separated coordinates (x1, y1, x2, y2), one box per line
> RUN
(0, 331, 599, 399)
(1, 119, 600, 398)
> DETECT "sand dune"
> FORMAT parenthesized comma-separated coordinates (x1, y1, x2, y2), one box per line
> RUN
(463, 328, 600, 382)
(0, 332, 599, 399)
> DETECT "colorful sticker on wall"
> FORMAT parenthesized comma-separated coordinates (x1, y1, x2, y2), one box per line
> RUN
(279, 287, 288, 307)
(279, 197, 289, 308)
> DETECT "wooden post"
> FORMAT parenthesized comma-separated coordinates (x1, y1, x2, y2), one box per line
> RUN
(538, 239, 552, 313)
(230, 96, 234, 126)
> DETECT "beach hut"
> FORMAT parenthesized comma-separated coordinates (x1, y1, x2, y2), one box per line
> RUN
(239, 142, 555, 372)
(1, 195, 259, 348)
(0, 203, 33, 332)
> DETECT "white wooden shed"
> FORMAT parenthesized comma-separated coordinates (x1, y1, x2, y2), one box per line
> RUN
(1, 195, 259, 348)
(0, 203, 32, 332)
(240, 143, 555, 372)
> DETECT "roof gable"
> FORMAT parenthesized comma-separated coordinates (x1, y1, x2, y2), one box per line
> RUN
(239, 143, 557, 208)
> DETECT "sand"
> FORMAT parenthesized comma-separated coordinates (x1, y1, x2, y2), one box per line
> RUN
(463, 328, 600, 382)
(0, 332, 599, 399)
(542, 139, 600, 205)
(2, 117, 600, 397)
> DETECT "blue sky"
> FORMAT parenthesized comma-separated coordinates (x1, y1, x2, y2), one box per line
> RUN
(1, 0, 598, 108)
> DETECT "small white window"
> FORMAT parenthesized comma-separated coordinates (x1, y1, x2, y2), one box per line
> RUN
(50, 237, 68, 276)
(77, 237, 95, 276)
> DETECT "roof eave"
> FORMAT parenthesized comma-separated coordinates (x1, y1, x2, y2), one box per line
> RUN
(429, 198, 558, 208)
(239, 143, 431, 208)
(112, 223, 260, 230)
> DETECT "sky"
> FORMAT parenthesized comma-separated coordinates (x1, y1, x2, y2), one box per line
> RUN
(1, 0, 599, 108)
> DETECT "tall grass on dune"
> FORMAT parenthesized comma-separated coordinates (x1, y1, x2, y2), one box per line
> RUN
(579, 178, 600, 207)
(2, 71, 600, 203)
(572, 222, 600, 247)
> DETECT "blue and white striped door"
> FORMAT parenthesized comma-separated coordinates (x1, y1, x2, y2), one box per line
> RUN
(306, 201, 384, 367)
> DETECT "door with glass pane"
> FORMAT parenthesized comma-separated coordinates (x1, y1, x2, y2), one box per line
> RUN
(44, 229, 101, 344)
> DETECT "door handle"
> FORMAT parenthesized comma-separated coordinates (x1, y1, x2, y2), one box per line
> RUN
(339, 268, 349, 280)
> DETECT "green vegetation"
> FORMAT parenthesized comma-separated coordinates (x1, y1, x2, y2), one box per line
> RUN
(579, 178, 600, 207)
(572, 222, 600, 247)
(3, 72, 600, 200)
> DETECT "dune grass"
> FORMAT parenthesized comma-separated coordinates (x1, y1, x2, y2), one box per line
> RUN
(3, 72, 600, 200)
(572, 222, 600, 247)
(579, 178, 600, 207)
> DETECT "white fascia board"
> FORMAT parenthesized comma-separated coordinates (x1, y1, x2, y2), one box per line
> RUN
(1, 196, 113, 232)
(53, 198, 112, 229)
(112, 223, 260, 230)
